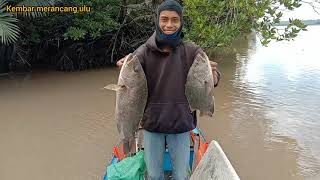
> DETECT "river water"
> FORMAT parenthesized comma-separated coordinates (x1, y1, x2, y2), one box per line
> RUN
(0, 26, 319, 180)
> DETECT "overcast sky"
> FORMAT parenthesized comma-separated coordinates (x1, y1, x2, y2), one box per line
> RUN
(281, 2, 320, 20)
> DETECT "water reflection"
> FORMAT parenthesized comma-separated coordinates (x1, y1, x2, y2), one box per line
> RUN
(226, 25, 320, 178)
(1, 26, 319, 180)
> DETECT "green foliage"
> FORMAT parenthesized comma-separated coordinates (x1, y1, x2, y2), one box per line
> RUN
(0, 0, 60, 45)
(0, 0, 20, 45)
(183, 0, 309, 48)
(1, 0, 316, 71)
(63, 0, 120, 40)
(0, 0, 120, 44)
(63, 27, 86, 41)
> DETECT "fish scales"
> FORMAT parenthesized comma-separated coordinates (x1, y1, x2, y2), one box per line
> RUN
(185, 51, 215, 117)
(104, 54, 148, 153)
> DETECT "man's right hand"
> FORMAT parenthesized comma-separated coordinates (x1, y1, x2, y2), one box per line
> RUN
(116, 56, 126, 69)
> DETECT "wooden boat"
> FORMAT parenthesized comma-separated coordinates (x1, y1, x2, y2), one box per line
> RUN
(103, 128, 240, 180)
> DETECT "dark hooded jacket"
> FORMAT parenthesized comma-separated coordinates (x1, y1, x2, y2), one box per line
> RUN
(133, 32, 203, 133)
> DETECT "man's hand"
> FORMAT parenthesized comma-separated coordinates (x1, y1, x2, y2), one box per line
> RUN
(116, 56, 126, 69)
(209, 61, 219, 86)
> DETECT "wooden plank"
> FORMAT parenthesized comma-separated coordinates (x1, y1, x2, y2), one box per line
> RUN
(190, 140, 240, 180)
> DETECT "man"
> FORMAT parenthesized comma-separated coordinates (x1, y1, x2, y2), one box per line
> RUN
(116, 1, 220, 179)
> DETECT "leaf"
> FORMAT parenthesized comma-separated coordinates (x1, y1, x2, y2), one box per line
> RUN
(0, 0, 20, 45)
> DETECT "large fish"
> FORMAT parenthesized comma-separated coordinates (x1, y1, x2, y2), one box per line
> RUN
(185, 51, 215, 117)
(104, 53, 148, 154)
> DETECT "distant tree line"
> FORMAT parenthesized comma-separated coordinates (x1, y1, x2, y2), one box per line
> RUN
(276, 19, 320, 26)
(0, 0, 317, 73)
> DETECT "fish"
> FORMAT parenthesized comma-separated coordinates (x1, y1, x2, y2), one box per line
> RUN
(185, 51, 215, 117)
(104, 53, 148, 154)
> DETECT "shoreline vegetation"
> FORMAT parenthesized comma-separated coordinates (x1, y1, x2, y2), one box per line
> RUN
(276, 19, 320, 26)
(0, 0, 317, 73)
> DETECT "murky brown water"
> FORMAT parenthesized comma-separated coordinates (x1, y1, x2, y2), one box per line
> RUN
(1, 26, 320, 180)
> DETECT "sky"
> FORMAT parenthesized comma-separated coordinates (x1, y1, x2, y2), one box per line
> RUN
(280, 1, 320, 20)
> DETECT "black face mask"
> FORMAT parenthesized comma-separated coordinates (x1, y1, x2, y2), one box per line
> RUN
(155, 0, 184, 49)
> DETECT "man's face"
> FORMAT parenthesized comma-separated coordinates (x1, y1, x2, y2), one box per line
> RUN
(159, 10, 181, 35)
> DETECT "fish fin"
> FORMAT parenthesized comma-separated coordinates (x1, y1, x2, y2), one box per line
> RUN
(199, 111, 213, 117)
(189, 105, 196, 112)
(125, 53, 134, 64)
(210, 105, 215, 116)
(197, 51, 208, 62)
(103, 84, 126, 91)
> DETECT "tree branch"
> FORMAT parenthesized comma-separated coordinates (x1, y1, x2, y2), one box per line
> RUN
(301, 0, 320, 14)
